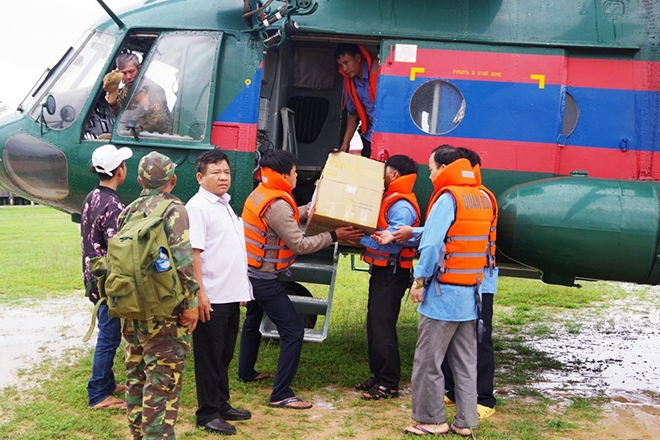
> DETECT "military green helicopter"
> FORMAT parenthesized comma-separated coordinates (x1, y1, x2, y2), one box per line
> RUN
(1, 0, 660, 339)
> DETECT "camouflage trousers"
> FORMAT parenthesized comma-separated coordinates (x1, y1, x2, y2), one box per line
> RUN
(123, 316, 191, 439)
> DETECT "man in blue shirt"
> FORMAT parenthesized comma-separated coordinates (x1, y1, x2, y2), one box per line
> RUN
(335, 44, 377, 157)
(403, 146, 496, 437)
(375, 147, 499, 422)
(357, 155, 420, 400)
(442, 148, 498, 419)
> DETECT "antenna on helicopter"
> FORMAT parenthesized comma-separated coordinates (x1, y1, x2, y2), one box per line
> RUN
(95, 0, 125, 29)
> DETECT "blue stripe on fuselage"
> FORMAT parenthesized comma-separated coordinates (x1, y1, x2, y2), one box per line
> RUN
(374, 75, 657, 152)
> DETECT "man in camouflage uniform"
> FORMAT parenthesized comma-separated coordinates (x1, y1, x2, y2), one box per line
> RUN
(117, 151, 199, 439)
(103, 53, 172, 133)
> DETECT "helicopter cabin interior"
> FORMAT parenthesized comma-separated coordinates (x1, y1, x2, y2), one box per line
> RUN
(257, 37, 381, 205)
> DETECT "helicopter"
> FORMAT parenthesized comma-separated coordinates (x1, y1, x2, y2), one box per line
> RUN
(1, 0, 660, 340)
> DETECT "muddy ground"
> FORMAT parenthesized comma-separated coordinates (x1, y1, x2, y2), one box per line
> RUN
(1, 284, 659, 439)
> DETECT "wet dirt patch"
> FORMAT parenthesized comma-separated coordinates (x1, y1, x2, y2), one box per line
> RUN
(517, 283, 660, 439)
(526, 284, 660, 399)
(0, 296, 94, 389)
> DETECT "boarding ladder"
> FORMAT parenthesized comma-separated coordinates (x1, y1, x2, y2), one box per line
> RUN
(259, 242, 339, 343)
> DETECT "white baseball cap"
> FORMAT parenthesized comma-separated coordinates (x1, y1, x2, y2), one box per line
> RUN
(92, 144, 133, 176)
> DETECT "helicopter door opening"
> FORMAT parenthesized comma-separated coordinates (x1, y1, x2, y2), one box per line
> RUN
(258, 40, 379, 205)
(82, 31, 159, 141)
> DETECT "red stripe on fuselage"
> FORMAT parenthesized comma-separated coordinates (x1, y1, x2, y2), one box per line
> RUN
(372, 132, 659, 180)
(383, 49, 660, 91)
(566, 57, 660, 91)
(211, 122, 257, 152)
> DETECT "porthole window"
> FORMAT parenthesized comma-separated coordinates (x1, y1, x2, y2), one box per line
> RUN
(562, 92, 579, 137)
(410, 80, 466, 135)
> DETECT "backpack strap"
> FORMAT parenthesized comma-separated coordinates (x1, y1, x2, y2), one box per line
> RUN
(83, 297, 107, 343)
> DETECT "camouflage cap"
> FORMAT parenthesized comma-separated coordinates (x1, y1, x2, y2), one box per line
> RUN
(138, 151, 176, 189)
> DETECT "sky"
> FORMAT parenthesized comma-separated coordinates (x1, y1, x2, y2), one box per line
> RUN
(0, 0, 138, 110)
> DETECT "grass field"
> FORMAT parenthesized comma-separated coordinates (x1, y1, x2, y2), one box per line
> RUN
(0, 206, 82, 303)
(0, 206, 630, 439)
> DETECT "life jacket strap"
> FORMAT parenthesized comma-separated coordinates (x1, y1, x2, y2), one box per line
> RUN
(245, 236, 287, 250)
(244, 222, 277, 238)
(446, 235, 489, 243)
(248, 252, 296, 265)
(444, 251, 488, 259)
(443, 267, 485, 275)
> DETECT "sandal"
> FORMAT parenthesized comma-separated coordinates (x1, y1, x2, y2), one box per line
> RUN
(90, 395, 126, 410)
(404, 423, 449, 436)
(449, 424, 472, 437)
(354, 376, 378, 391)
(477, 404, 495, 419)
(268, 396, 313, 409)
(362, 384, 399, 400)
(113, 384, 127, 395)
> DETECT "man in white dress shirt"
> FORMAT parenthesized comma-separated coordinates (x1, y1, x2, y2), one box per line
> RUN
(186, 150, 253, 436)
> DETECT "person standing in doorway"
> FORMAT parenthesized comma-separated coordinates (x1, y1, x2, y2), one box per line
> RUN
(336, 43, 378, 157)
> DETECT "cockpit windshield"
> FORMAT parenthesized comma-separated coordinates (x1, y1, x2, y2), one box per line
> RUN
(29, 31, 116, 130)
(18, 31, 89, 114)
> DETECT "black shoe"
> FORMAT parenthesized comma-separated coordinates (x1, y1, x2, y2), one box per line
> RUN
(220, 407, 252, 421)
(197, 418, 236, 435)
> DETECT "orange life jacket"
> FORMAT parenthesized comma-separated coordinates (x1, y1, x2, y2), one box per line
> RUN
(363, 174, 421, 270)
(473, 164, 498, 273)
(339, 44, 378, 135)
(427, 159, 496, 286)
(242, 167, 300, 271)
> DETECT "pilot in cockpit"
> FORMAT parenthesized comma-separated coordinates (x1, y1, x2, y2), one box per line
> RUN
(103, 53, 172, 134)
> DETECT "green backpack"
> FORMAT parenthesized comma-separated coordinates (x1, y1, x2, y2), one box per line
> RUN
(84, 199, 184, 340)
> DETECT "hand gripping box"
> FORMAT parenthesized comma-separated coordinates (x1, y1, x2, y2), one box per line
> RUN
(305, 152, 384, 237)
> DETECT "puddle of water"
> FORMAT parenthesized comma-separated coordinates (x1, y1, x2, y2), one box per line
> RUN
(525, 284, 660, 403)
(0, 298, 95, 388)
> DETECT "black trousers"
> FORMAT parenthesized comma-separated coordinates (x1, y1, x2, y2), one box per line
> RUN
(193, 302, 240, 425)
(443, 293, 496, 408)
(367, 265, 410, 390)
(238, 277, 304, 402)
(361, 137, 372, 158)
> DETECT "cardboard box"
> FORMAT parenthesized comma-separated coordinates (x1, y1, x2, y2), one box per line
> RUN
(305, 152, 384, 237)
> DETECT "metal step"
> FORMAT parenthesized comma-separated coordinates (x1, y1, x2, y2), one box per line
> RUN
(259, 243, 339, 343)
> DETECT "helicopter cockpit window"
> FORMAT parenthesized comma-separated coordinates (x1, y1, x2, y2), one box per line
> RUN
(29, 32, 115, 130)
(409, 80, 466, 135)
(117, 34, 217, 141)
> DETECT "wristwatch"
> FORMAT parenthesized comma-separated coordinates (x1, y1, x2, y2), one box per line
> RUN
(413, 279, 424, 289)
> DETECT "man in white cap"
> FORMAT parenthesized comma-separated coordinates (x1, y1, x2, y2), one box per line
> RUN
(80, 143, 132, 409)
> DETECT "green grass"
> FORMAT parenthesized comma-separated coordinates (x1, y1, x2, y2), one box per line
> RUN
(0, 206, 82, 303)
(0, 207, 625, 439)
